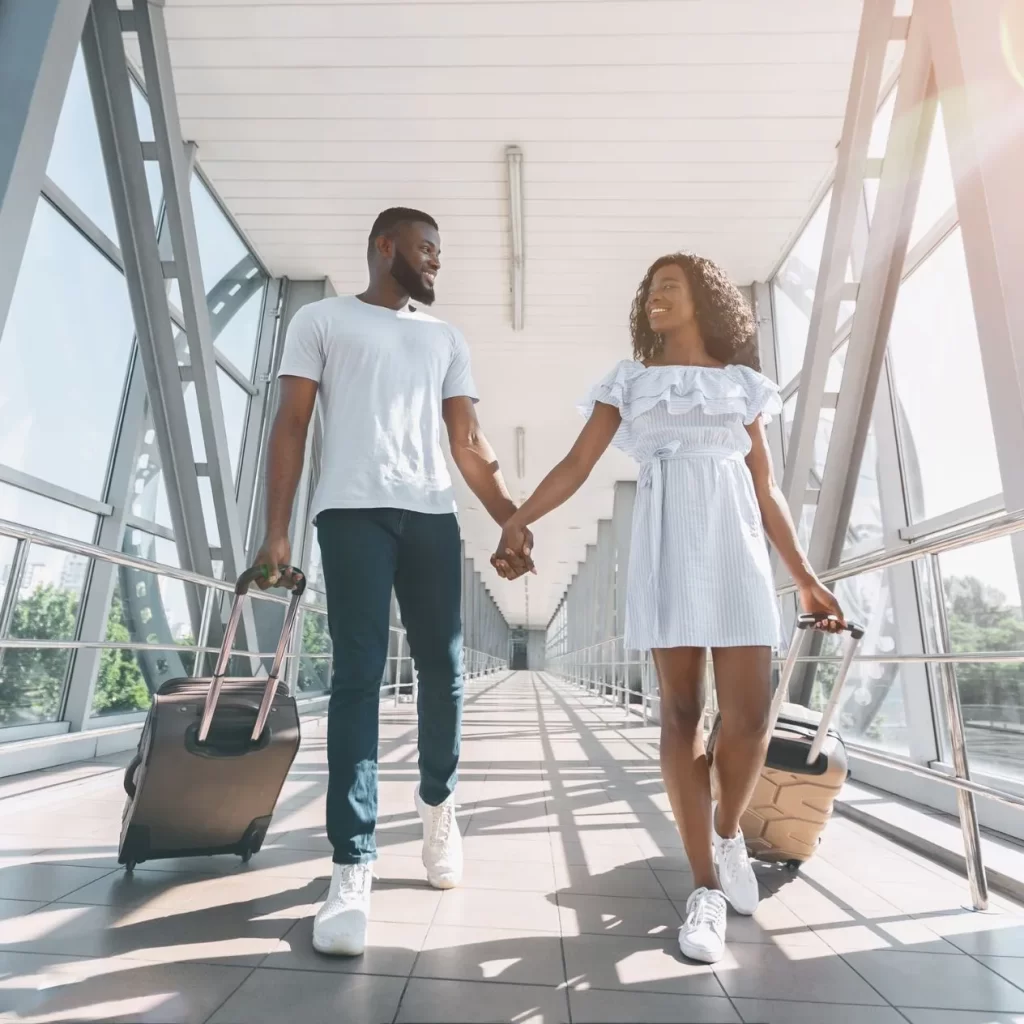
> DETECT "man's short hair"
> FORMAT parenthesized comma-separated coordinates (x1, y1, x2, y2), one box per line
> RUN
(367, 207, 438, 257)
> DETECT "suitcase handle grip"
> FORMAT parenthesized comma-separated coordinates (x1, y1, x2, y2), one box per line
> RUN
(797, 612, 865, 640)
(235, 564, 306, 597)
(197, 565, 307, 746)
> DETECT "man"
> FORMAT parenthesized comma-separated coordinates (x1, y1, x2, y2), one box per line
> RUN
(254, 208, 532, 956)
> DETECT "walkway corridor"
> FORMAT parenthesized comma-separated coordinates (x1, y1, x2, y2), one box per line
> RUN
(1, 674, 1024, 1023)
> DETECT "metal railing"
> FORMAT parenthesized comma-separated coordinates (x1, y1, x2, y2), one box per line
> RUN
(546, 506, 1024, 912)
(0, 519, 506, 727)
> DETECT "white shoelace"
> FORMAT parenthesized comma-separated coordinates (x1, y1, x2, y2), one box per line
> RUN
(718, 834, 750, 878)
(428, 801, 455, 846)
(688, 891, 727, 931)
(333, 863, 372, 901)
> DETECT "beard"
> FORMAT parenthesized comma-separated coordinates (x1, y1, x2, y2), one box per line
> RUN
(390, 249, 436, 306)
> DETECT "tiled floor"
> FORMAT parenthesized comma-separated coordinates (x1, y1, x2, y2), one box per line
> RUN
(1, 672, 1023, 1023)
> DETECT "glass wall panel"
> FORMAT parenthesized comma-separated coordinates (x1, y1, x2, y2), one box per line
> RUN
(909, 105, 955, 249)
(771, 189, 832, 386)
(934, 538, 1024, 783)
(0, 483, 97, 542)
(92, 531, 198, 717)
(46, 51, 117, 239)
(0, 200, 136, 500)
(168, 175, 268, 377)
(809, 569, 909, 756)
(888, 229, 1001, 521)
(296, 595, 331, 696)
(47, 52, 161, 234)
(0, 542, 91, 727)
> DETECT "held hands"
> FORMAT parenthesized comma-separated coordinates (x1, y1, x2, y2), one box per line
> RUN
(798, 578, 847, 633)
(491, 518, 537, 581)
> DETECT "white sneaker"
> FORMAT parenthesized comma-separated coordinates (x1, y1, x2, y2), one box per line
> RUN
(712, 801, 760, 915)
(312, 863, 372, 956)
(415, 786, 463, 889)
(678, 887, 728, 963)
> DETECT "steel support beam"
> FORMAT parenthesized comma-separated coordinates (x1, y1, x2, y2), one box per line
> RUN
(805, 19, 935, 573)
(82, 1, 210, 632)
(781, 0, 896, 534)
(0, 0, 89, 335)
(924, 0, 1024, 599)
(131, 0, 247, 588)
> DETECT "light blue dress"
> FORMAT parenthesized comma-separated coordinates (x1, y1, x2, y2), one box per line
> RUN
(579, 360, 783, 651)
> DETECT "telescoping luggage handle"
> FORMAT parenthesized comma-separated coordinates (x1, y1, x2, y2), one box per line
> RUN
(197, 565, 307, 746)
(767, 612, 865, 766)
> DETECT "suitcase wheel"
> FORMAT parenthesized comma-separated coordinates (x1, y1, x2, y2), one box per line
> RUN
(124, 859, 137, 874)
(786, 859, 802, 873)
(240, 849, 253, 865)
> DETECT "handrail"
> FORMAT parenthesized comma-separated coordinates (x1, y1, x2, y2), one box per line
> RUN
(778, 505, 1024, 595)
(0, 517, 508, 711)
(0, 517, 314, 610)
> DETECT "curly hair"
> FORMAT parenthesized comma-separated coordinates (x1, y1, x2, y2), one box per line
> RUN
(629, 253, 759, 370)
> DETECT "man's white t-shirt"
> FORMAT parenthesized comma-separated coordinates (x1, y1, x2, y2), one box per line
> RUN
(277, 295, 478, 520)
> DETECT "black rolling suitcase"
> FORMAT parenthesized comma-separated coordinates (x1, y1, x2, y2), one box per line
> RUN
(118, 565, 306, 871)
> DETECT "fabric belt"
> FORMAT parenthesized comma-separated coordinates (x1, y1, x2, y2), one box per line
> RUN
(636, 444, 743, 637)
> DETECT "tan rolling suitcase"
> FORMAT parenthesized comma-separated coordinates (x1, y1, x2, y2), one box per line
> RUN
(708, 612, 864, 869)
(118, 566, 306, 872)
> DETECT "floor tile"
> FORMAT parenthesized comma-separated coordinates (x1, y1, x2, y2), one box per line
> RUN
(553, 840, 648, 873)
(0, 879, 325, 966)
(554, 865, 667, 900)
(899, 1012, 1024, 1023)
(460, 858, 557, 893)
(568, 989, 740, 1023)
(369, 882, 444, 924)
(561, 933, 724, 997)
(432, 888, 561, 933)
(0, 950, 249, 1024)
(0, 899, 45, 924)
(936, 917, 1024, 958)
(813, 919, 962, 956)
(415, 925, 566, 985)
(209, 967, 406, 1024)
(732, 998, 906, 1023)
(264, 917, 427, 976)
(845, 949, 1024, 1011)
(978, 955, 1024, 991)
(0, 863, 116, 902)
(712, 933, 886, 1005)
(558, 892, 681, 940)
(462, 834, 554, 864)
(395, 977, 570, 1023)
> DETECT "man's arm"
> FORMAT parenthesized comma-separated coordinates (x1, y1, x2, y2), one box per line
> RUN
(253, 376, 318, 586)
(442, 396, 534, 576)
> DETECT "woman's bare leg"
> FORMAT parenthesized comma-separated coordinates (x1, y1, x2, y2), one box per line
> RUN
(652, 646, 718, 891)
(709, 646, 772, 840)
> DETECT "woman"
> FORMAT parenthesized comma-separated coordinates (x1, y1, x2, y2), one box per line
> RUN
(492, 253, 844, 963)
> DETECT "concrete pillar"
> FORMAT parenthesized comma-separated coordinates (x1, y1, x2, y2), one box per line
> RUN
(595, 520, 614, 693)
(612, 481, 639, 695)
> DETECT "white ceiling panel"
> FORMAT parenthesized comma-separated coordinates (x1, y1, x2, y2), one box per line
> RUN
(162, 0, 861, 627)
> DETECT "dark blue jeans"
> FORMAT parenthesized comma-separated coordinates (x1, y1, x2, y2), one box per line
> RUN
(317, 508, 464, 865)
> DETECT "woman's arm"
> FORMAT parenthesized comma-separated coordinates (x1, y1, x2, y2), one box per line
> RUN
(492, 402, 621, 578)
(745, 417, 845, 625)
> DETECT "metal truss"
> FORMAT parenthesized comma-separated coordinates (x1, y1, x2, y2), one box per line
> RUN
(81, 0, 258, 665)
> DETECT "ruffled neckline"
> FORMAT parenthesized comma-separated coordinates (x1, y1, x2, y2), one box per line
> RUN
(577, 359, 782, 457)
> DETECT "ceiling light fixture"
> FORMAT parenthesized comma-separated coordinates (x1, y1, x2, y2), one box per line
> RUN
(515, 426, 526, 480)
(505, 144, 525, 331)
